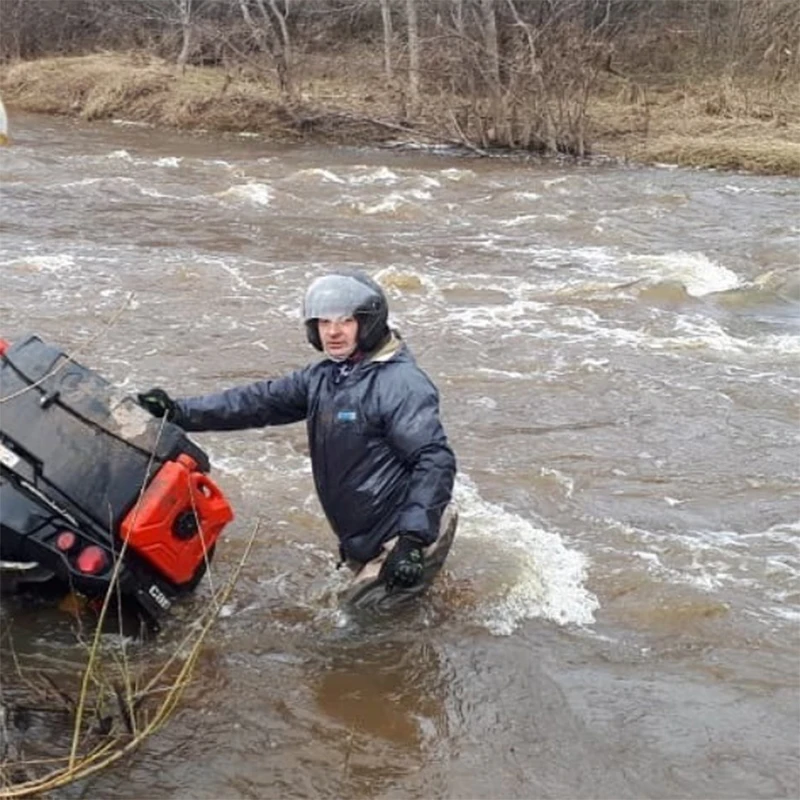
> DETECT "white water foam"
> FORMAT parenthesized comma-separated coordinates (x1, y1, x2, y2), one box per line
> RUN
(624, 251, 741, 297)
(454, 476, 598, 634)
(154, 156, 182, 168)
(416, 175, 442, 190)
(216, 183, 273, 206)
(758, 333, 800, 357)
(14, 254, 77, 273)
(443, 298, 549, 331)
(540, 467, 575, 499)
(352, 189, 432, 215)
(106, 149, 135, 162)
(200, 159, 236, 169)
(293, 167, 346, 184)
(60, 177, 108, 188)
(348, 166, 400, 186)
(512, 191, 542, 202)
(371, 264, 798, 364)
(672, 316, 800, 358)
(440, 168, 475, 182)
(138, 186, 184, 199)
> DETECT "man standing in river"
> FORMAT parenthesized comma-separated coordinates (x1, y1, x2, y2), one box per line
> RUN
(137, 270, 457, 605)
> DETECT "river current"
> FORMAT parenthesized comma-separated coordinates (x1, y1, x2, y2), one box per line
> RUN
(1, 113, 799, 799)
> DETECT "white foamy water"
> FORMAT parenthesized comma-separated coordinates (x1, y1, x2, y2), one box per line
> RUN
(454, 477, 598, 634)
(216, 182, 273, 205)
(391, 261, 799, 367)
(106, 148, 134, 161)
(293, 167, 346, 184)
(352, 189, 432, 215)
(624, 251, 742, 296)
(440, 167, 475, 181)
(347, 166, 400, 185)
(7, 253, 77, 273)
(671, 315, 800, 358)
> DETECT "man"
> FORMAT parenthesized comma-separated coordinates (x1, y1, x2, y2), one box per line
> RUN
(138, 271, 457, 602)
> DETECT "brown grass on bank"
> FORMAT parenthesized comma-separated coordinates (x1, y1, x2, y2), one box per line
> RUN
(0, 52, 411, 144)
(589, 73, 800, 174)
(0, 54, 295, 137)
(1, 51, 799, 175)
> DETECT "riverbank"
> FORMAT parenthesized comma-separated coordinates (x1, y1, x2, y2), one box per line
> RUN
(2, 52, 799, 175)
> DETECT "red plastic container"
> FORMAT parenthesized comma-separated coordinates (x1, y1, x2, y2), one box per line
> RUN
(120, 454, 234, 585)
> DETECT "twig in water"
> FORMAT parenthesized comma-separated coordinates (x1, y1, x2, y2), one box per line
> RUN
(0, 520, 260, 798)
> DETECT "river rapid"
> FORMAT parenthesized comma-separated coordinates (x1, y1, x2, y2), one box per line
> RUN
(1, 113, 799, 799)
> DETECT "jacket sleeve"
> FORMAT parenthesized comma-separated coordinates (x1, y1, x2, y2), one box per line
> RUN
(174, 368, 310, 432)
(382, 370, 457, 544)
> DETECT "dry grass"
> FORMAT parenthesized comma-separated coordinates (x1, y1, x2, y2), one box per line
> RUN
(1, 52, 799, 174)
(623, 134, 800, 175)
(590, 75, 800, 175)
(0, 53, 296, 137)
(0, 521, 257, 797)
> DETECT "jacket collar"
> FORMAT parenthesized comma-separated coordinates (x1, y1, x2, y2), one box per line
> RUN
(366, 331, 403, 364)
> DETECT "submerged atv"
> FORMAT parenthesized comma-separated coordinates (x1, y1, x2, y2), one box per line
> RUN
(0, 334, 234, 627)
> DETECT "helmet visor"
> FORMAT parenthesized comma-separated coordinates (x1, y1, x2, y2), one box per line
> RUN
(303, 274, 378, 321)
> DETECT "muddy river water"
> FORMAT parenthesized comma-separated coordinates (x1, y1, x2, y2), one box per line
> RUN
(1, 113, 799, 799)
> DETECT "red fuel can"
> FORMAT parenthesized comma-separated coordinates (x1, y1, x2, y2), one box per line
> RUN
(120, 453, 234, 586)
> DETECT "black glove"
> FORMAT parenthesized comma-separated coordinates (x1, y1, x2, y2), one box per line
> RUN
(379, 534, 425, 591)
(137, 387, 179, 422)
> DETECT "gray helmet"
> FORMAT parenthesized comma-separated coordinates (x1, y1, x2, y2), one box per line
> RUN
(303, 271, 389, 353)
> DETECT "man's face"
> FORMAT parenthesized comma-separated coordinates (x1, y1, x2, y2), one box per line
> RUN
(318, 316, 359, 359)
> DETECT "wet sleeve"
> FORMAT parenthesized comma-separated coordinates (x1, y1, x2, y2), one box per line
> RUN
(383, 371, 457, 544)
(173, 368, 310, 432)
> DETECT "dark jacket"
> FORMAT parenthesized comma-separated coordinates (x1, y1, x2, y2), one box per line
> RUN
(174, 336, 456, 563)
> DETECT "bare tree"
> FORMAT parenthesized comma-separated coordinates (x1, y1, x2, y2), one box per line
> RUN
(452, 0, 465, 38)
(482, 0, 500, 87)
(379, 0, 394, 80)
(175, 0, 193, 71)
(237, 0, 293, 97)
(405, 0, 420, 115)
(87, 0, 213, 69)
(481, 0, 503, 141)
